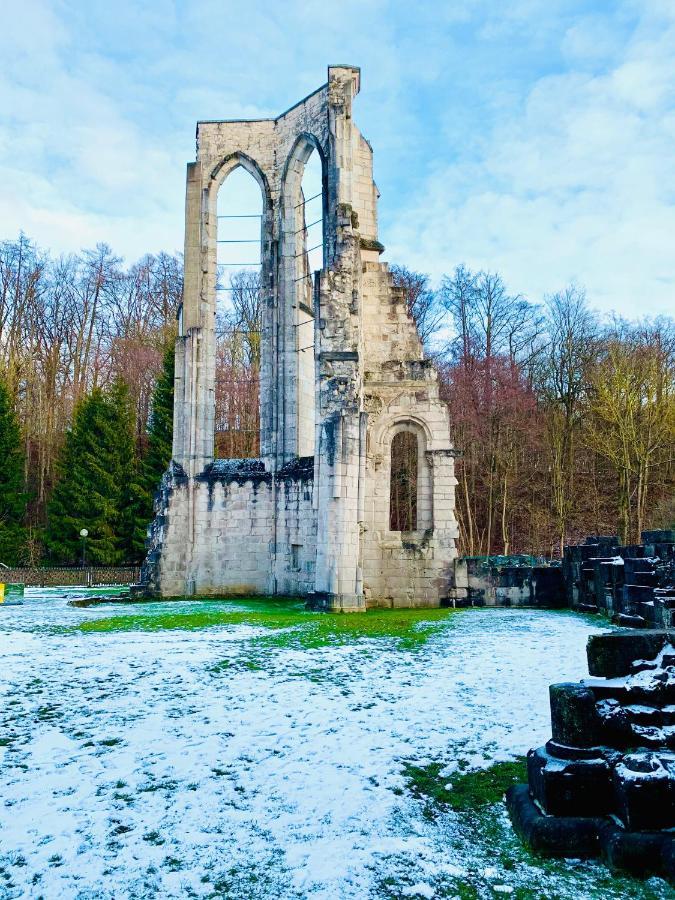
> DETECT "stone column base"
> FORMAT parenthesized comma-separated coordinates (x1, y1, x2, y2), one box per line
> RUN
(506, 784, 675, 884)
(306, 592, 367, 613)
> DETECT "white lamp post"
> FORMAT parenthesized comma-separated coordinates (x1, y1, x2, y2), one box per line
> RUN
(79, 528, 89, 568)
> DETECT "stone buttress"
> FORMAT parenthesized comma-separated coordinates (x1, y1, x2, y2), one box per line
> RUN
(141, 65, 460, 609)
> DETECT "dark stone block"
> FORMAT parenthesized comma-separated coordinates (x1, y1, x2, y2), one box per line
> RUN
(630, 723, 669, 749)
(531, 565, 565, 607)
(527, 746, 612, 817)
(624, 703, 672, 725)
(612, 753, 675, 830)
(545, 740, 607, 761)
(601, 827, 675, 883)
(583, 680, 628, 702)
(587, 630, 673, 678)
(624, 584, 657, 604)
(549, 683, 602, 747)
(595, 698, 633, 747)
(506, 784, 604, 858)
(628, 572, 661, 587)
(586, 679, 675, 711)
(624, 557, 657, 579)
(586, 535, 620, 547)
(508, 786, 675, 883)
(620, 545, 647, 559)
(201, 457, 272, 486)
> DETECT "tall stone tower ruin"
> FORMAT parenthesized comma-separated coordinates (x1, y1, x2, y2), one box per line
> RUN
(142, 65, 459, 610)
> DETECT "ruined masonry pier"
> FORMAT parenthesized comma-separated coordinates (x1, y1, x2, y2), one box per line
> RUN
(141, 66, 459, 608)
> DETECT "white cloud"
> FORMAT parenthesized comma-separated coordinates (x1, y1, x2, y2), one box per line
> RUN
(0, 0, 672, 319)
(386, 4, 675, 316)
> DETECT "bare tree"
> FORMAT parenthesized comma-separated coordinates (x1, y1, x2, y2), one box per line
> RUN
(585, 318, 675, 544)
(214, 269, 261, 458)
(439, 266, 544, 367)
(539, 285, 599, 554)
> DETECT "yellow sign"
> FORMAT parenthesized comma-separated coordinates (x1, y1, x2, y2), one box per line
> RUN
(0, 583, 24, 604)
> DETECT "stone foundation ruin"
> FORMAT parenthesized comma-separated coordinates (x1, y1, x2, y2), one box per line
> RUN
(141, 66, 459, 608)
(507, 629, 675, 884)
(564, 531, 675, 628)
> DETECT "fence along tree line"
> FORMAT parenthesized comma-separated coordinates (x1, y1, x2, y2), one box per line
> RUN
(0, 233, 672, 565)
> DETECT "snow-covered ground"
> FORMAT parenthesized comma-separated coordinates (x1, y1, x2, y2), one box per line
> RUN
(0, 593, 667, 898)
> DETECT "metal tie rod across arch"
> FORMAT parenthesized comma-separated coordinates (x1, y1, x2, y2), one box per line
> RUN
(294, 218, 323, 235)
(294, 191, 322, 209)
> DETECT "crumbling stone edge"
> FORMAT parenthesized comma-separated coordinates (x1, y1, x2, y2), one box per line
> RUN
(506, 784, 675, 884)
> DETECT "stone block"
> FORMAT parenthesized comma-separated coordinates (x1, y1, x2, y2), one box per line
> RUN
(527, 745, 612, 817)
(587, 630, 673, 678)
(549, 683, 602, 748)
(506, 784, 604, 858)
(612, 753, 675, 830)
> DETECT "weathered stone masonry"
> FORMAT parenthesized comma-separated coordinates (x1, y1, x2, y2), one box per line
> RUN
(142, 65, 459, 609)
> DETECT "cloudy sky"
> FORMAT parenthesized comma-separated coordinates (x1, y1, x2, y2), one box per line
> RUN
(1, 0, 673, 316)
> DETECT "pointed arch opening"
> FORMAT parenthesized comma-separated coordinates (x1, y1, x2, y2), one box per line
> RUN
(214, 165, 263, 459)
(281, 134, 327, 459)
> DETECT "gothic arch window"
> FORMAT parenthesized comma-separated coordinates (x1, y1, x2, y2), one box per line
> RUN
(390, 430, 419, 532)
(281, 134, 327, 458)
(214, 165, 263, 458)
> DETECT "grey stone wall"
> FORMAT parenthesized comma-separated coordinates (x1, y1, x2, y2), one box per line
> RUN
(449, 557, 565, 608)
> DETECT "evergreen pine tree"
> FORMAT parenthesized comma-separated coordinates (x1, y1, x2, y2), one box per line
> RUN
(45, 382, 137, 565)
(129, 345, 175, 560)
(0, 379, 27, 564)
(144, 345, 175, 484)
(109, 379, 139, 561)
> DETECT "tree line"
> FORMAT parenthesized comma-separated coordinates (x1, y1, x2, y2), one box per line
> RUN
(427, 269, 674, 555)
(0, 233, 672, 565)
(0, 235, 178, 564)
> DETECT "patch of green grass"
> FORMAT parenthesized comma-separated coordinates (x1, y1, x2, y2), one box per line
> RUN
(75, 599, 305, 635)
(139, 778, 179, 794)
(142, 831, 165, 846)
(71, 597, 466, 651)
(402, 757, 527, 814)
(396, 757, 670, 899)
(35, 704, 62, 722)
(163, 855, 184, 872)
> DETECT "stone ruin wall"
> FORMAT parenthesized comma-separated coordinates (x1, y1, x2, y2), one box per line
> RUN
(142, 66, 460, 608)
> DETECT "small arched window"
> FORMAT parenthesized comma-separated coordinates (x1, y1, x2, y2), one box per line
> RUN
(390, 431, 418, 531)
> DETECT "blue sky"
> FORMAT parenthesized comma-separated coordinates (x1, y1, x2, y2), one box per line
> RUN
(1, 0, 673, 316)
